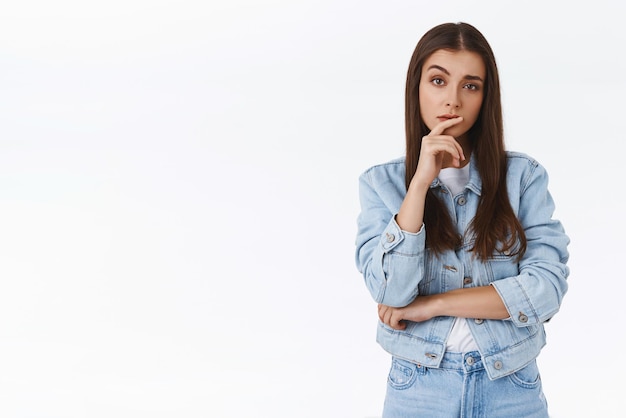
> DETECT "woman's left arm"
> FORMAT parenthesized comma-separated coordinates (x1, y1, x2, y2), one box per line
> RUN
(490, 160, 570, 327)
(379, 158, 570, 330)
(378, 286, 508, 330)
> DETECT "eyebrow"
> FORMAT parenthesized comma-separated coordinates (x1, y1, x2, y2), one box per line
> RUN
(427, 64, 484, 82)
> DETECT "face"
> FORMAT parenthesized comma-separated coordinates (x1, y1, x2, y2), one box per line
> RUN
(419, 49, 486, 140)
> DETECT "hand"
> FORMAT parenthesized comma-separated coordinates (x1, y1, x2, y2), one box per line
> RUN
(378, 296, 437, 330)
(413, 117, 466, 187)
(377, 304, 407, 330)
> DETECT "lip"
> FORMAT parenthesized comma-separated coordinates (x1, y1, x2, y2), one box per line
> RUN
(437, 114, 460, 121)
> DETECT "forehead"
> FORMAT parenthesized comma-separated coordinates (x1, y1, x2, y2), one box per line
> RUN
(422, 49, 486, 77)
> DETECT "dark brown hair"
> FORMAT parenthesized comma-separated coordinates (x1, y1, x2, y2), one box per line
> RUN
(405, 22, 526, 260)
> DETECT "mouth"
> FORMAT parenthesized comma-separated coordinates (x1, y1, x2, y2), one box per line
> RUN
(437, 114, 460, 121)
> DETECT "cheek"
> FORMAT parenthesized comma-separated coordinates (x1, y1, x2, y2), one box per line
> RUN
(418, 83, 438, 107)
(467, 97, 484, 122)
(418, 98, 434, 128)
(419, 109, 436, 131)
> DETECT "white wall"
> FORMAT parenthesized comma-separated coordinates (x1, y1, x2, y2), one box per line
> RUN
(0, 1, 623, 417)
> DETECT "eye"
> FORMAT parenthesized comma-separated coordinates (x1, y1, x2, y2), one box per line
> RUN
(431, 77, 445, 86)
(463, 83, 480, 91)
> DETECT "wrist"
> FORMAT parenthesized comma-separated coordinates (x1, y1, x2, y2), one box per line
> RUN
(408, 177, 431, 194)
(427, 293, 446, 318)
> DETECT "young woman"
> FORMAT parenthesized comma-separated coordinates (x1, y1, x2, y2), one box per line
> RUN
(355, 22, 569, 417)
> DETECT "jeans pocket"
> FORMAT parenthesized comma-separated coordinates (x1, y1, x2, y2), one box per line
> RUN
(387, 357, 420, 390)
(507, 360, 541, 389)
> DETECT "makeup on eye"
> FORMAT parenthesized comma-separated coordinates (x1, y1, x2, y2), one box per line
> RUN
(426, 65, 484, 87)
(428, 76, 482, 91)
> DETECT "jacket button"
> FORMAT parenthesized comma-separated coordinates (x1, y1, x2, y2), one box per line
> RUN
(474, 318, 484, 324)
(457, 196, 467, 205)
(385, 233, 395, 243)
(518, 313, 528, 323)
(494, 361, 503, 370)
(463, 277, 472, 285)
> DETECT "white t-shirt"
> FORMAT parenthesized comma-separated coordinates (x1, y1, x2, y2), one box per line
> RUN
(437, 165, 479, 353)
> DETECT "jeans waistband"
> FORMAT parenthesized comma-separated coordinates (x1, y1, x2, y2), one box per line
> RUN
(438, 351, 484, 373)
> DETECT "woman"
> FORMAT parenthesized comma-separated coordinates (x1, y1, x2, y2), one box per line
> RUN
(355, 22, 569, 417)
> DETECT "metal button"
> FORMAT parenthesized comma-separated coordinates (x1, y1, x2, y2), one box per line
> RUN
(457, 196, 467, 205)
(494, 361, 503, 370)
(466, 356, 475, 365)
(385, 233, 395, 243)
(463, 277, 473, 285)
(503, 249, 511, 255)
(518, 313, 528, 323)
(474, 318, 484, 325)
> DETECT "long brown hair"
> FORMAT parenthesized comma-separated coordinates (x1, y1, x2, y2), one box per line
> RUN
(405, 22, 526, 260)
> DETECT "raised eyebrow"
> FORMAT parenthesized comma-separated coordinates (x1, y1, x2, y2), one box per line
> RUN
(426, 65, 450, 75)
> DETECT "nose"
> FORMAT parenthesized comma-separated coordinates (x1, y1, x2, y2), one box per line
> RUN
(446, 87, 461, 108)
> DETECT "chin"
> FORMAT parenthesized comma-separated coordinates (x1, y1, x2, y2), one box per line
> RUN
(445, 127, 469, 138)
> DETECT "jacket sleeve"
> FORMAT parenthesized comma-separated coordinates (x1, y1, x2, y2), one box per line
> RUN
(354, 169, 427, 307)
(491, 161, 570, 327)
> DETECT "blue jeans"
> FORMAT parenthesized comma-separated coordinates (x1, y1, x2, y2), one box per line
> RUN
(383, 351, 549, 418)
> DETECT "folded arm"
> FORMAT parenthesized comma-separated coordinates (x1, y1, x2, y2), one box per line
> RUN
(378, 285, 508, 330)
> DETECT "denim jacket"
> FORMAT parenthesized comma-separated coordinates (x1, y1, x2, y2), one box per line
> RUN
(355, 152, 569, 380)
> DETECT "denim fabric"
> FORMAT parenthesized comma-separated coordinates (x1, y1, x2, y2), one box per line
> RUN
(383, 353, 549, 417)
(355, 152, 570, 379)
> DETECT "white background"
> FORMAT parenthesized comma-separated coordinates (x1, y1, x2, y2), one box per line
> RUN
(0, 1, 623, 417)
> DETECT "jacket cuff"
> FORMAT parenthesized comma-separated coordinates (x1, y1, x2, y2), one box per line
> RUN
(380, 216, 425, 255)
(490, 280, 536, 327)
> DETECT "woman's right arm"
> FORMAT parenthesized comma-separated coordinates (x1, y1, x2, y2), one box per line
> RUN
(355, 170, 427, 308)
(356, 117, 466, 307)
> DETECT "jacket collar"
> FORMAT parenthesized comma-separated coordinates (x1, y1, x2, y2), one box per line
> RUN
(429, 153, 483, 196)
(466, 153, 482, 196)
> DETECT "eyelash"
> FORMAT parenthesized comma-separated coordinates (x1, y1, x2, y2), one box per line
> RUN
(431, 78, 480, 91)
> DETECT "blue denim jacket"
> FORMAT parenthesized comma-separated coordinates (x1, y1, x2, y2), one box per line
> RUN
(355, 152, 570, 380)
